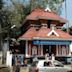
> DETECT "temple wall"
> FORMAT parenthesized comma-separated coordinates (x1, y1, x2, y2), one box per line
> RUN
(56, 45, 69, 56)
(25, 41, 70, 57)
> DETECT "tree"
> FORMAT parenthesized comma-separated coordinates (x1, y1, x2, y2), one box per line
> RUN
(0, 0, 4, 51)
(0, 0, 3, 9)
(69, 26, 72, 35)
(29, 0, 65, 14)
(8, 2, 24, 28)
(61, 27, 66, 32)
(2, 0, 25, 38)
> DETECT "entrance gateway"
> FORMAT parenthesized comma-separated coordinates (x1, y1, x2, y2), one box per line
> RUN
(33, 40, 71, 55)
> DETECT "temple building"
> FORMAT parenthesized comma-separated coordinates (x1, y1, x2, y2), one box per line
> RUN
(18, 8, 72, 58)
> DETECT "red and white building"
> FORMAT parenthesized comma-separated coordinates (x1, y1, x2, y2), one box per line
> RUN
(19, 8, 72, 58)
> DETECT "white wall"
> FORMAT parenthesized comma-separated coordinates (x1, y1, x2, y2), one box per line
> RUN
(6, 51, 12, 67)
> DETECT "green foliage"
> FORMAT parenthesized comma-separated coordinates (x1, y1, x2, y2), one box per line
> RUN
(69, 26, 72, 35)
(0, 0, 4, 32)
(61, 27, 66, 31)
(8, 2, 25, 28)
(0, 0, 3, 9)
(69, 26, 72, 30)
(0, 9, 11, 28)
(0, 0, 4, 50)
(29, 0, 65, 14)
(0, 9, 11, 42)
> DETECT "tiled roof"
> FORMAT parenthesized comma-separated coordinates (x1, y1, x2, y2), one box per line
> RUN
(19, 27, 72, 41)
(26, 8, 67, 23)
(20, 27, 37, 40)
(34, 27, 72, 40)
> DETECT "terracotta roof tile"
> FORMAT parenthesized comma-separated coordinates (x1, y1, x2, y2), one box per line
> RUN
(26, 8, 67, 23)
(34, 28, 72, 40)
(20, 27, 37, 40)
(19, 27, 72, 40)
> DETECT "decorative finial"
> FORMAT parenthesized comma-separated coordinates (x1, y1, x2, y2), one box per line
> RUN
(45, 5, 51, 12)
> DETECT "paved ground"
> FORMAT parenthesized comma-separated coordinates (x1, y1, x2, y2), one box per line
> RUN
(0, 64, 72, 72)
(0, 65, 10, 72)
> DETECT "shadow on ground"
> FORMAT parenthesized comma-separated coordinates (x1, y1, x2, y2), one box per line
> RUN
(0, 67, 10, 72)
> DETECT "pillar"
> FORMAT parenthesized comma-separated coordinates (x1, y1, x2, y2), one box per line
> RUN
(56, 45, 58, 56)
(66, 45, 69, 55)
(41, 45, 43, 56)
(32, 46, 37, 55)
(38, 45, 41, 56)
(25, 40, 28, 57)
(28, 44, 31, 56)
(59, 45, 61, 56)
(49, 45, 51, 54)
(69, 42, 72, 56)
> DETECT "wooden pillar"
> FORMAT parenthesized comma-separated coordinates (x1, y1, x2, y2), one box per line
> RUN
(41, 45, 43, 56)
(49, 45, 51, 54)
(32, 46, 37, 55)
(38, 45, 40, 56)
(28, 44, 31, 56)
(25, 40, 28, 57)
(66, 45, 69, 55)
(59, 45, 61, 56)
(62, 46, 66, 56)
(56, 45, 58, 56)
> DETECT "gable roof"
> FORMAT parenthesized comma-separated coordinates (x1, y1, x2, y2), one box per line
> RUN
(26, 8, 67, 23)
(47, 29, 59, 37)
(19, 27, 72, 41)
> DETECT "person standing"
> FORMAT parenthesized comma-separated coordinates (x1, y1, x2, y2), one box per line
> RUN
(15, 64, 20, 72)
(15, 57, 20, 72)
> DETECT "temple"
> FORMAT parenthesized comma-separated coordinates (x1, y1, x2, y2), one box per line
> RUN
(18, 8, 72, 58)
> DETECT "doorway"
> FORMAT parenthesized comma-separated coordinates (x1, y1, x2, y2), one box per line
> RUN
(43, 45, 56, 55)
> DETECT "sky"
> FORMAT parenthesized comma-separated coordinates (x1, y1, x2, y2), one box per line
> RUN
(4, 0, 72, 27)
(61, 0, 72, 27)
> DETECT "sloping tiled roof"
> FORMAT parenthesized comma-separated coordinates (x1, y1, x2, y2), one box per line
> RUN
(19, 27, 37, 40)
(26, 8, 67, 23)
(19, 27, 72, 41)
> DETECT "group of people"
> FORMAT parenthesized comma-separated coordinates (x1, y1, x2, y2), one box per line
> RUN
(12, 53, 55, 72)
(13, 59, 28, 72)
(45, 53, 55, 60)
(12, 55, 28, 72)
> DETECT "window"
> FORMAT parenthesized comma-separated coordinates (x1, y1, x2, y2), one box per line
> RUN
(44, 61, 52, 67)
(53, 61, 64, 67)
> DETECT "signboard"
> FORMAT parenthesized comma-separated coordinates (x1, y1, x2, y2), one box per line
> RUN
(33, 40, 71, 45)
